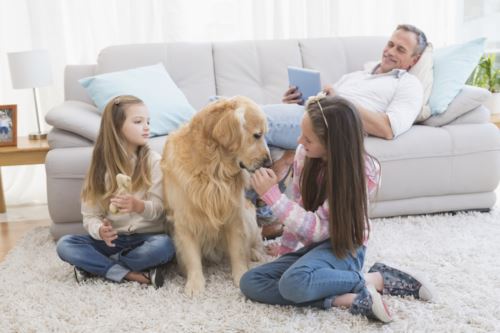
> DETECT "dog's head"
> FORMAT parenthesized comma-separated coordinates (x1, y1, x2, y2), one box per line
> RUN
(200, 96, 271, 172)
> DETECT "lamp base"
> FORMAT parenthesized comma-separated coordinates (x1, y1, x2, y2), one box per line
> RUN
(29, 132, 48, 140)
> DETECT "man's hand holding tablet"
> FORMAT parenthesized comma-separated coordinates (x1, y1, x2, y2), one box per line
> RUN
(286, 66, 322, 105)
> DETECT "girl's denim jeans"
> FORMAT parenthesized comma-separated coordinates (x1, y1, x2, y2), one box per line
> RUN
(57, 233, 175, 282)
(240, 240, 366, 309)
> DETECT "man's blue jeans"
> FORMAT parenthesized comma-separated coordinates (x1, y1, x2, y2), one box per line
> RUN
(56, 233, 175, 282)
(263, 103, 305, 150)
(240, 240, 366, 309)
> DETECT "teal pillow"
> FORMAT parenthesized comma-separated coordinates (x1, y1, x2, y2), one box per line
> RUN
(79, 63, 196, 137)
(429, 38, 486, 115)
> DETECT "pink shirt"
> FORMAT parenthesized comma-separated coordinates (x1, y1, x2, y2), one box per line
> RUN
(261, 144, 380, 255)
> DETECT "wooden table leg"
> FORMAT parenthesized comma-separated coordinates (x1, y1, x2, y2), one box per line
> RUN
(0, 168, 5, 213)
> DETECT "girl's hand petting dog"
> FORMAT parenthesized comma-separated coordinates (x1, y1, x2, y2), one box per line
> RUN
(250, 168, 278, 196)
(265, 242, 281, 257)
(99, 218, 117, 247)
(110, 194, 145, 214)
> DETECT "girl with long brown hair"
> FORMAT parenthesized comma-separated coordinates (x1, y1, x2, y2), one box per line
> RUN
(56, 95, 174, 288)
(240, 95, 433, 322)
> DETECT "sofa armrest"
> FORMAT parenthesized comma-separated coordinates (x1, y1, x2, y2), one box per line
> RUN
(422, 85, 491, 127)
(45, 101, 101, 142)
(47, 128, 93, 149)
(447, 105, 490, 125)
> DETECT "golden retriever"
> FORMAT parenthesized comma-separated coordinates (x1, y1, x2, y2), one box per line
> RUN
(161, 96, 270, 296)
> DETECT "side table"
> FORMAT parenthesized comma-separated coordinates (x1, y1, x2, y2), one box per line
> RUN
(0, 137, 49, 213)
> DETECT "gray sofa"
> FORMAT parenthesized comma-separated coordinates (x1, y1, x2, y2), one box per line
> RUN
(45, 37, 500, 239)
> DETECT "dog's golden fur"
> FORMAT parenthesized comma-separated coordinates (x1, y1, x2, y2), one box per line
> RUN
(161, 96, 269, 296)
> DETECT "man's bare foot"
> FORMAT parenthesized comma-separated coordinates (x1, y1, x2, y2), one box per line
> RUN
(272, 150, 295, 181)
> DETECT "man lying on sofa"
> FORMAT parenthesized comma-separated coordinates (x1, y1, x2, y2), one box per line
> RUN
(260, 24, 429, 238)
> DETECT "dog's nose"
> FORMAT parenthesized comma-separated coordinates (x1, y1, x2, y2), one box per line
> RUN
(262, 156, 272, 168)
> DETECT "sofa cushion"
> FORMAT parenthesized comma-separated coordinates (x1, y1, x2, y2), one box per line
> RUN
(410, 44, 434, 122)
(79, 63, 196, 137)
(429, 38, 486, 115)
(47, 128, 93, 149)
(148, 135, 168, 155)
(423, 85, 491, 127)
(299, 38, 349, 86)
(213, 40, 302, 105)
(45, 101, 101, 142)
(365, 124, 500, 202)
(448, 106, 490, 125)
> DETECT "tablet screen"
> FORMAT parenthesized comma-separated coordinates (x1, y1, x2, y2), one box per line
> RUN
(287, 66, 321, 104)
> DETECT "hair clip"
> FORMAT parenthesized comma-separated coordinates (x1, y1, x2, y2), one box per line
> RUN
(306, 91, 328, 128)
(305, 91, 327, 106)
(114, 98, 121, 105)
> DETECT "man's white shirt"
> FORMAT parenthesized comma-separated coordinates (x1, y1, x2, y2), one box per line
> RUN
(333, 66, 423, 137)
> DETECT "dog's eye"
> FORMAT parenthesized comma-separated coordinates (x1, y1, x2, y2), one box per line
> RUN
(253, 133, 262, 139)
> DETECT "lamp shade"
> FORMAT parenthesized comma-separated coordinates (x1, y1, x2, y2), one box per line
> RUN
(8, 49, 53, 89)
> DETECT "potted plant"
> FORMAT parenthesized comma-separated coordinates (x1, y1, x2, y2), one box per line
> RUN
(468, 54, 500, 114)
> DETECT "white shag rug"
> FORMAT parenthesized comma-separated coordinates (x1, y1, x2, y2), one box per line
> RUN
(1, 209, 500, 333)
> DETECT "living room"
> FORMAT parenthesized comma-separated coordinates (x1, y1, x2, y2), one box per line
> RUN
(1, 0, 500, 332)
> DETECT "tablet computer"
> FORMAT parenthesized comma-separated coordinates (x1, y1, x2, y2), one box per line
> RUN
(287, 66, 321, 104)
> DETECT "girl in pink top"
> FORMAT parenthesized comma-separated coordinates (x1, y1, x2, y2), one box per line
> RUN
(240, 95, 434, 323)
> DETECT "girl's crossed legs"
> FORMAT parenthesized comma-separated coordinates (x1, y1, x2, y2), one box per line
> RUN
(240, 240, 366, 310)
(57, 233, 175, 283)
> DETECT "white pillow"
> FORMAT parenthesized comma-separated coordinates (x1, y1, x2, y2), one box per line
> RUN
(45, 101, 101, 141)
(422, 85, 491, 127)
(409, 44, 433, 123)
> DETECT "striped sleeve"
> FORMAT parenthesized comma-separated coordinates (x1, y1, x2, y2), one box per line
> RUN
(365, 154, 381, 197)
(261, 145, 330, 253)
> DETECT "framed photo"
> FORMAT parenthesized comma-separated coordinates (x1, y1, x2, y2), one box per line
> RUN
(0, 105, 17, 147)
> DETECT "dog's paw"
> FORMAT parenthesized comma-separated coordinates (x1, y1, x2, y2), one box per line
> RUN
(184, 277, 205, 297)
(232, 267, 247, 287)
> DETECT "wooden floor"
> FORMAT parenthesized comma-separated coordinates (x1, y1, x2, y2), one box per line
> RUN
(0, 207, 51, 262)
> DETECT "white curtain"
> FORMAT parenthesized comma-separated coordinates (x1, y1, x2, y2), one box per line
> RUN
(0, 0, 465, 206)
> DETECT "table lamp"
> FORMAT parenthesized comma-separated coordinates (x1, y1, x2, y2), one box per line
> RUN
(7, 49, 53, 140)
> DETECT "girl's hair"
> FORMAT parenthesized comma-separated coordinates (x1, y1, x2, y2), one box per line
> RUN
(81, 95, 152, 207)
(301, 96, 377, 258)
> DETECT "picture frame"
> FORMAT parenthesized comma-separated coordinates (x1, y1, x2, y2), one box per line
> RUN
(0, 104, 17, 147)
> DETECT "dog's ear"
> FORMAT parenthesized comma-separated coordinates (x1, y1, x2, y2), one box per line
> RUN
(212, 102, 244, 152)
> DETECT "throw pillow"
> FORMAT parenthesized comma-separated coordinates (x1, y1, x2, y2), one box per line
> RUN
(410, 44, 433, 123)
(423, 85, 491, 127)
(79, 63, 196, 137)
(429, 38, 486, 115)
(45, 101, 101, 141)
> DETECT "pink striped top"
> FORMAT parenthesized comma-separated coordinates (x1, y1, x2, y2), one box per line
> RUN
(261, 144, 381, 255)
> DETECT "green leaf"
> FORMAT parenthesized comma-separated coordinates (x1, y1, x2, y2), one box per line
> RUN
(469, 54, 500, 92)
